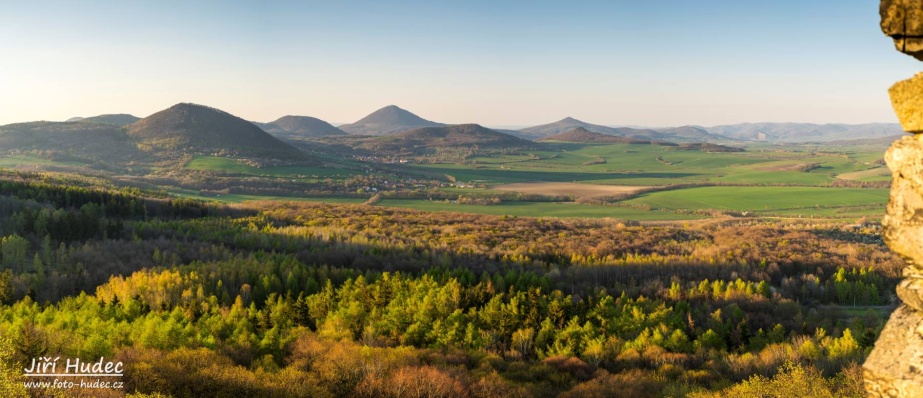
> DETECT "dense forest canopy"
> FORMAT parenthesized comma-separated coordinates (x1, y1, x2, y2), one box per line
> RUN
(0, 170, 896, 396)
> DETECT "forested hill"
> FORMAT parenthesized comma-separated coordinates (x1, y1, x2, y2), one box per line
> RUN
(79, 114, 141, 126)
(539, 127, 671, 145)
(366, 124, 535, 152)
(0, 121, 146, 167)
(318, 123, 539, 160)
(127, 103, 311, 163)
(519, 117, 659, 140)
(338, 105, 444, 135)
(261, 115, 348, 138)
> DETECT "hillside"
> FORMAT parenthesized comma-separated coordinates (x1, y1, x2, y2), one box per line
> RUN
(518, 117, 661, 140)
(126, 103, 309, 163)
(539, 127, 670, 145)
(655, 125, 729, 142)
(824, 134, 904, 148)
(261, 115, 347, 138)
(81, 114, 141, 126)
(338, 105, 443, 135)
(357, 124, 535, 155)
(676, 142, 745, 152)
(704, 122, 903, 142)
(0, 121, 144, 166)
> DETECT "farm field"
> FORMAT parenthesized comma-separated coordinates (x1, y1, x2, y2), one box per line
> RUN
(185, 155, 364, 178)
(491, 182, 651, 197)
(377, 198, 703, 220)
(169, 188, 367, 204)
(0, 154, 90, 168)
(0, 142, 892, 221)
(621, 186, 888, 215)
(416, 143, 886, 185)
(400, 143, 892, 221)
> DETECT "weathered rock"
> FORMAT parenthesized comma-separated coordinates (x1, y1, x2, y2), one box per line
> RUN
(898, 273, 923, 314)
(871, 3, 923, 394)
(881, 0, 923, 61)
(891, 74, 923, 133)
(864, 305, 923, 397)
(883, 136, 923, 267)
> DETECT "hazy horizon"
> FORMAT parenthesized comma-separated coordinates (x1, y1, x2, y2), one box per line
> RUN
(1, 1, 918, 127)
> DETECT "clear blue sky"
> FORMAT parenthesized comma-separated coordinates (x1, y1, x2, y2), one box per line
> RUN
(0, 0, 918, 127)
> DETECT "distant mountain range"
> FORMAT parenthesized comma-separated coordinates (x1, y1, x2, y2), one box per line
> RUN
(538, 127, 744, 152)
(702, 122, 904, 142)
(516, 117, 728, 143)
(41, 106, 907, 143)
(1, 105, 906, 171)
(338, 105, 443, 135)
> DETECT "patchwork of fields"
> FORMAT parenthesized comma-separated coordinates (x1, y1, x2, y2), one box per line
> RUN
(0, 141, 891, 222)
(189, 142, 891, 221)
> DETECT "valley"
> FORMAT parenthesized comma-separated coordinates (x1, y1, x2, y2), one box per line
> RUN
(0, 103, 899, 397)
(0, 2, 906, 396)
(0, 103, 894, 224)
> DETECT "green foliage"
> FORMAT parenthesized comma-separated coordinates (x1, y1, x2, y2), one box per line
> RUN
(693, 362, 864, 398)
(0, 335, 27, 398)
(0, 175, 895, 396)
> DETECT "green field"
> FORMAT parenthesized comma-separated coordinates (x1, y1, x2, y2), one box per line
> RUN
(377, 199, 702, 220)
(623, 186, 888, 214)
(186, 155, 363, 178)
(415, 143, 888, 187)
(0, 154, 90, 168)
(170, 189, 366, 204)
(165, 144, 894, 221)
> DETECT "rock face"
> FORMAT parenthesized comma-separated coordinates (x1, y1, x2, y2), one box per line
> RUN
(881, 0, 923, 61)
(890, 75, 923, 133)
(864, 306, 923, 397)
(866, 1, 923, 395)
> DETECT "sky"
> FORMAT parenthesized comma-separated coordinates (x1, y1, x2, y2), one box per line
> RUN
(0, 0, 919, 127)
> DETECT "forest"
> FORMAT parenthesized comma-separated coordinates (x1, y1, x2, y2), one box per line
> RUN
(0, 170, 899, 397)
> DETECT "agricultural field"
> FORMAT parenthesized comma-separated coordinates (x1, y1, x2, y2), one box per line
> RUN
(186, 155, 364, 179)
(621, 186, 888, 216)
(402, 142, 891, 221)
(377, 198, 703, 220)
(0, 142, 893, 222)
(492, 182, 650, 197)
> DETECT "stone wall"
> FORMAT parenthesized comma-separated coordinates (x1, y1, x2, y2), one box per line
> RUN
(864, 1, 923, 396)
